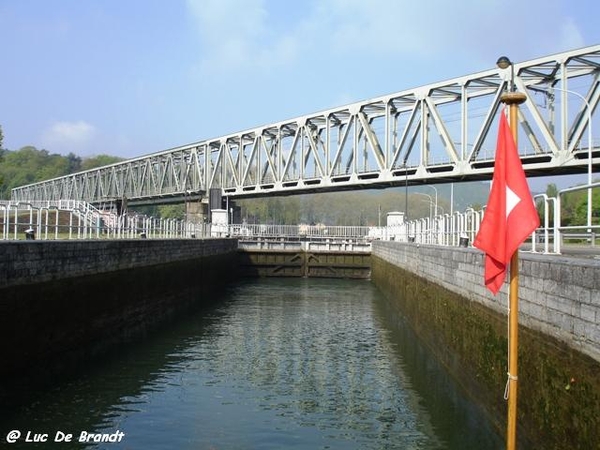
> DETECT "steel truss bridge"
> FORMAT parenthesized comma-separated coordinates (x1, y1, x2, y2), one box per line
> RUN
(11, 45, 600, 206)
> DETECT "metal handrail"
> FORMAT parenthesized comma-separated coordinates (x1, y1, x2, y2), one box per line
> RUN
(1, 181, 597, 253)
(0, 201, 211, 241)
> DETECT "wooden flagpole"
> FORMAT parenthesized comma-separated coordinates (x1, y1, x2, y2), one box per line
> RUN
(501, 91, 527, 450)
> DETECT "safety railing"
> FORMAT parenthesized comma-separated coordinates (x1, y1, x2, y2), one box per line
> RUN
(2, 180, 597, 253)
(229, 224, 371, 240)
(0, 201, 211, 240)
(373, 181, 598, 255)
(554, 183, 600, 254)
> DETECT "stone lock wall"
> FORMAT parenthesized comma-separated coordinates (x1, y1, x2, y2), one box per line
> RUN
(0, 238, 237, 289)
(371, 241, 600, 450)
(0, 239, 238, 382)
(372, 241, 600, 362)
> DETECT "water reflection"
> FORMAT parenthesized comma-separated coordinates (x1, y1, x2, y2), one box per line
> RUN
(1, 278, 502, 449)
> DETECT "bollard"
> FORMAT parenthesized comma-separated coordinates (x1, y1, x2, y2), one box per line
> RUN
(24, 228, 35, 240)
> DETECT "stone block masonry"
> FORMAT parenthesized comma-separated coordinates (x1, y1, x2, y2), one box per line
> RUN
(372, 241, 600, 363)
(0, 238, 238, 387)
(0, 238, 237, 289)
(371, 240, 600, 450)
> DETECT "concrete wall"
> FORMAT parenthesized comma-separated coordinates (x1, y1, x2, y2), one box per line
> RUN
(372, 241, 600, 363)
(0, 238, 237, 289)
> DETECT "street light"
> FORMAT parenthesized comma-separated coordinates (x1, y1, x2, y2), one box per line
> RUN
(413, 192, 434, 220)
(496, 56, 515, 92)
(413, 192, 433, 220)
(404, 161, 409, 219)
(414, 193, 444, 245)
(424, 185, 438, 217)
(416, 198, 445, 217)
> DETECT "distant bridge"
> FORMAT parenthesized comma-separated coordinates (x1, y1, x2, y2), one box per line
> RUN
(11, 45, 600, 207)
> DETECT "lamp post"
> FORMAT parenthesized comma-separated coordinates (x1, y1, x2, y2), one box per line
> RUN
(425, 185, 439, 217)
(497, 55, 527, 450)
(413, 192, 433, 220)
(416, 197, 446, 222)
(414, 192, 435, 243)
(546, 86, 593, 235)
(404, 162, 409, 219)
(497, 56, 515, 92)
(403, 162, 410, 242)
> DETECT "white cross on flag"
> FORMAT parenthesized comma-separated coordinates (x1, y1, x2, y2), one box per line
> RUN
(473, 109, 540, 294)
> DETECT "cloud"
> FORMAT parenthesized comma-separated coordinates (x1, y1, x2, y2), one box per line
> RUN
(186, 0, 307, 76)
(187, 0, 274, 71)
(303, 0, 582, 61)
(185, 0, 582, 79)
(181, 0, 592, 124)
(41, 120, 97, 154)
(557, 16, 585, 51)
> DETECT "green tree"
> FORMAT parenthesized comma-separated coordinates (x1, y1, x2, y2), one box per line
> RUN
(157, 204, 185, 219)
(0, 146, 81, 196)
(532, 182, 600, 228)
(561, 190, 584, 226)
(81, 154, 124, 170)
(573, 187, 600, 226)
(546, 183, 558, 198)
(66, 152, 82, 173)
(0, 145, 126, 199)
(1, 146, 49, 191)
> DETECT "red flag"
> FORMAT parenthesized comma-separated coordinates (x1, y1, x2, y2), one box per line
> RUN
(473, 109, 540, 295)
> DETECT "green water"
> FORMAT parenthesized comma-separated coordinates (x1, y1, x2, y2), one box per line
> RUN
(1, 278, 502, 449)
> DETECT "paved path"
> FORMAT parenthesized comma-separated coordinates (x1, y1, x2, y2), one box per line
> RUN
(525, 244, 600, 260)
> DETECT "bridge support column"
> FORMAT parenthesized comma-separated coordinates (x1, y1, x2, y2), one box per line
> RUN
(185, 199, 208, 224)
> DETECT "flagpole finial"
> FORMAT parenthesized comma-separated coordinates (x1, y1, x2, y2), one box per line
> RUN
(500, 91, 527, 106)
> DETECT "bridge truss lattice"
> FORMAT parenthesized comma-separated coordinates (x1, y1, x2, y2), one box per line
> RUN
(11, 45, 600, 205)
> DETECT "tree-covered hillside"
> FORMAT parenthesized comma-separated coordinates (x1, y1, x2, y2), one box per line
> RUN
(236, 183, 489, 226)
(0, 145, 123, 198)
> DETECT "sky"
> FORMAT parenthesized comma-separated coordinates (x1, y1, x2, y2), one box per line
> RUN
(1, 0, 599, 190)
